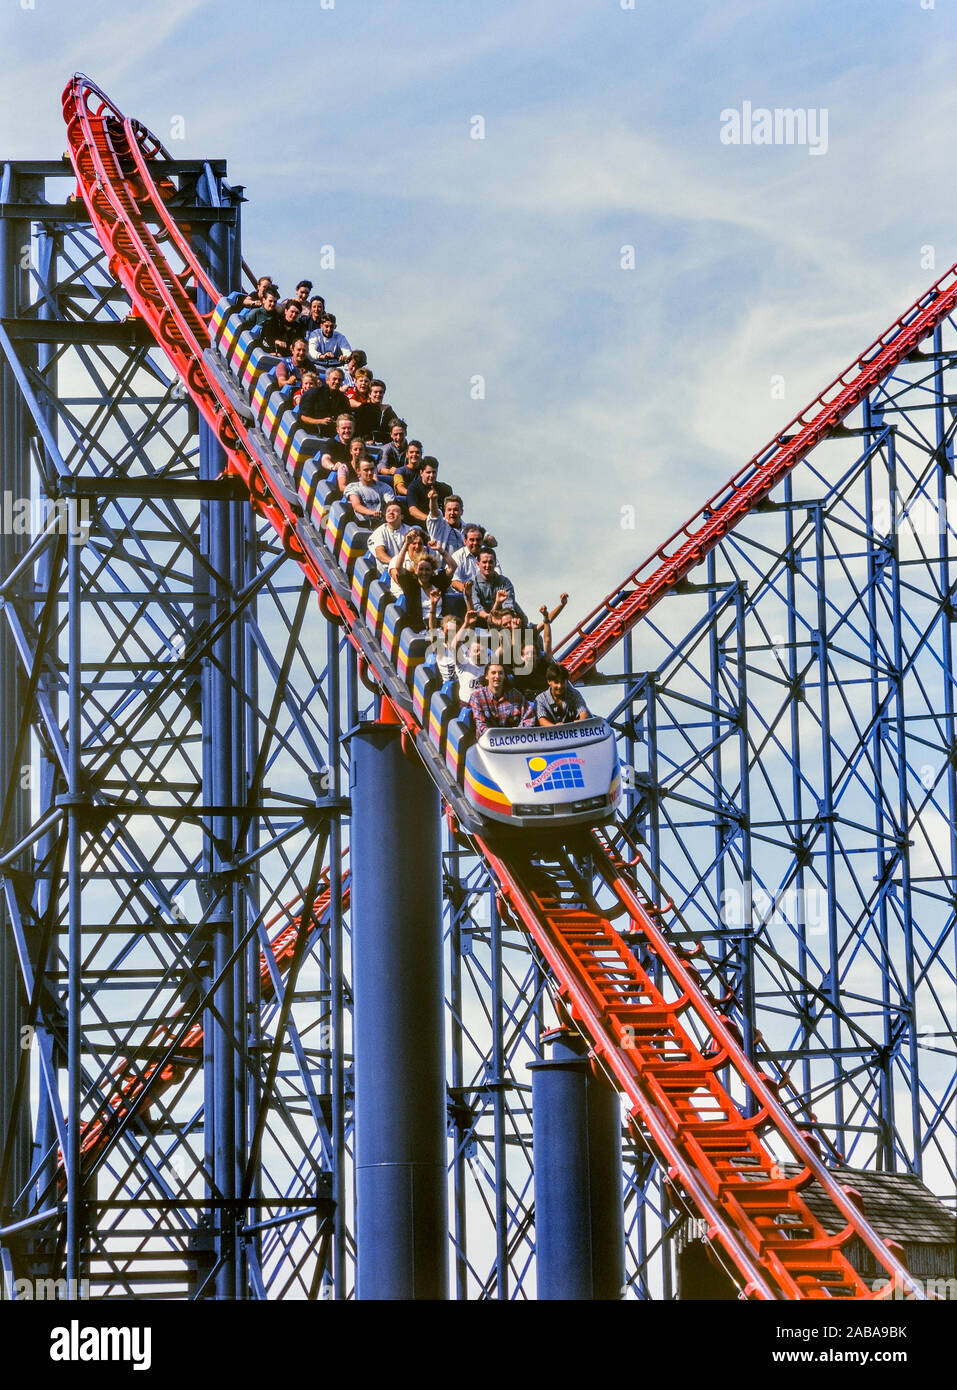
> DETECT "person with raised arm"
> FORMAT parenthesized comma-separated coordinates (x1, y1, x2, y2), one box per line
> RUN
(470, 547, 523, 630)
(393, 548, 454, 633)
(512, 596, 569, 700)
(404, 458, 451, 522)
(426, 492, 465, 554)
(388, 528, 448, 598)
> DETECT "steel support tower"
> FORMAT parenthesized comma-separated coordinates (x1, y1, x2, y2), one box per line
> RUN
(0, 123, 954, 1300)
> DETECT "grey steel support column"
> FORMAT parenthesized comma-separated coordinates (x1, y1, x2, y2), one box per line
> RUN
(195, 165, 245, 1299)
(447, 829, 469, 1301)
(489, 892, 509, 1299)
(65, 496, 82, 1288)
(0, 177, 32, 1236)
(31, 222, 61, 1261)
(200, 426, 240, 1300)
(351, 722, 447, 1300)
(530, 1029, 624, 1301)
(327, 635, 347, 1299)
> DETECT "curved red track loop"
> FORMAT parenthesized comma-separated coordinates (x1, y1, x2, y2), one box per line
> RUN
(556, 263, 957, 676)
(61, 73, 922, 1300)
(61, 75, 407, 719)
(59, 869, 349, 1187)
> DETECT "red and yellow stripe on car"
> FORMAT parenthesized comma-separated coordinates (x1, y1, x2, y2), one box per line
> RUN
(397, 626, 426, 684)
(251, 373, 275, 418)
(338, 522, 368, 573)
(297, 464, 325, 520)
(428, 693, 453, 759)
(261, 390, 285, 443)
(324, 501, 347, 558)
(364, 577, 391, 640)
(445, 717, 471, 781)
(217, 314, 240, 359)
(241, 345, 268, 393)
(412, 663, 437, 724)
(381, 602, 405, 663)
(274, 411, 299, 460)
(351, 555, 375, 612)
(210, 296, 240, 345)
(228, 328, 256, 380)
(464, 757, 511, 816)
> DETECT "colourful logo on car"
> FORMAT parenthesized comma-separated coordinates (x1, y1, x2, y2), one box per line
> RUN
(526, 753, 585, 793)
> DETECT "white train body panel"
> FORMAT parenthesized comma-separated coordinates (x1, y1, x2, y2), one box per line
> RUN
(463, 717, 621, 828)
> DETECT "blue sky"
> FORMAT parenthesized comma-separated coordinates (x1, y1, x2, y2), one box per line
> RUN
(4, 0, 957, 633)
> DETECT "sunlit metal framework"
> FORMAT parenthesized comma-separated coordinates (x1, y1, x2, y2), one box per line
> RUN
(605, 339, 957, 1204)
(0, 155, 578, 1302)
(0, 153, 953, 1300)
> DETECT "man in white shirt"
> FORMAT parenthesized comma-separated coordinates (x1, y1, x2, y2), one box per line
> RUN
(344, 459, 395, 524)
(306, 312, 351, 365)
(454, 630, 492, 707)
(367, 501, 410, 569)
(426, 492, 466, 553)
(451, 525, 486, 594)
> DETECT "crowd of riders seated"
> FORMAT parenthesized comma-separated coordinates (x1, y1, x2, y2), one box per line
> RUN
(237, 276, 589, 729)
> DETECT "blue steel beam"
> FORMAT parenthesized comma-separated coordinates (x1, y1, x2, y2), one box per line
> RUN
(351, 723, 447, 1300)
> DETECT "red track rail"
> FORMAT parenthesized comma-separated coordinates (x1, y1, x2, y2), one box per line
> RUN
(61, 73, 922, 1299)
(482, 830, 921, 1299)
(555, 264, 957, 676)
(60, 79, 357, 635)
(62, 873, 348, 1185)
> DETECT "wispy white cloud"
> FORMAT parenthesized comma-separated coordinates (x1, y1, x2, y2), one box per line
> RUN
(5, 0, 957, 637)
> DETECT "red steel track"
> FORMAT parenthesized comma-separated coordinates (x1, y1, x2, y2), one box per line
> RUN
(555, 262, 957, 675)
(67, 876, 346, 1184)
(60, 72, 925, 1299)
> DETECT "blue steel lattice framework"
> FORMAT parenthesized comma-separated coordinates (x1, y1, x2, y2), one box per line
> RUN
(1, 146, 954, 1300)
(0, 154, 571, 1302)
(0, 157, 352, 1298)
(602, 330, 957, 1218)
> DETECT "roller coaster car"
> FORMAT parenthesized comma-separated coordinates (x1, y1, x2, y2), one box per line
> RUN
(463, 717, 621, 829)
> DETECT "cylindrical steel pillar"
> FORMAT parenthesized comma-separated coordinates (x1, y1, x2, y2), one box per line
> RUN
(197, 170, 242, 1299)
(351, 722, 447, 1300)
(531, 1029, 624, 1300)
(0, 184, 33, 1230)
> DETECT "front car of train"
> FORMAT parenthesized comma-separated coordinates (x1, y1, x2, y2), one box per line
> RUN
(463, 717, 621, 828)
